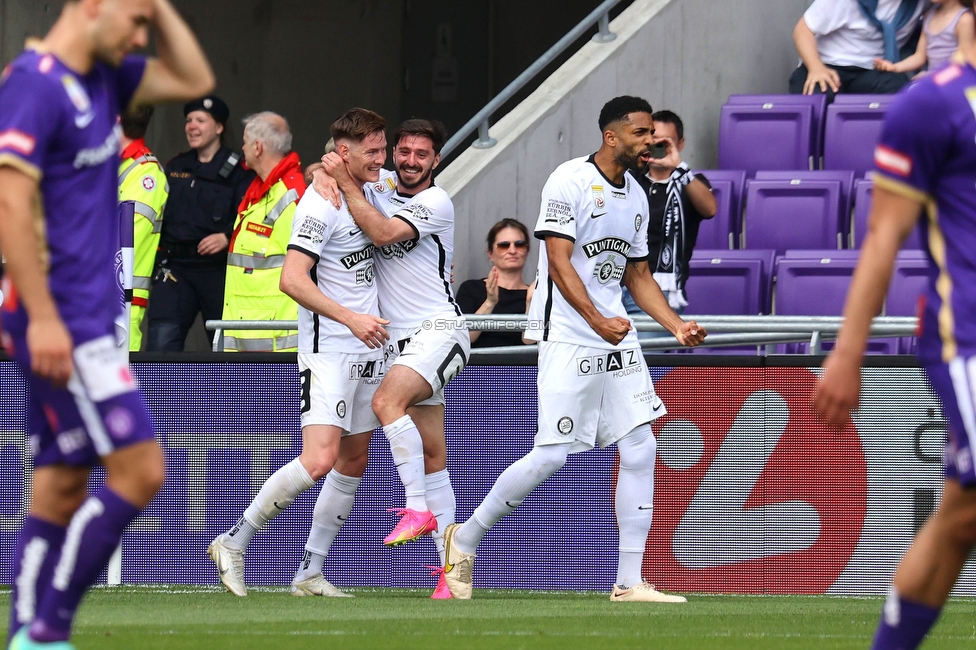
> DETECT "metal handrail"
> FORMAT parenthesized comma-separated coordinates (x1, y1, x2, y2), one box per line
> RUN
(206, 315, 918, 354)
(440, 0, 623, 157)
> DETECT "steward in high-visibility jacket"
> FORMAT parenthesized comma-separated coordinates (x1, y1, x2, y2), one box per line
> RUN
(119, 136, 168, 351)
(222, 138, 304, 352)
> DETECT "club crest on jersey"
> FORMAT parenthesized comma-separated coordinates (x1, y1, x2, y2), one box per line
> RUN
(591, 185, 605, 209)
(592, 253, 625, 284)
(557, 417, 574, 435)
(544, 199, 574, 226)
(635, 213, 643, 232)
(61, 74, 91, 113)
(355, 263, 374, 286)
(339, 244, 375, 270)
(378, 239, 418, 259)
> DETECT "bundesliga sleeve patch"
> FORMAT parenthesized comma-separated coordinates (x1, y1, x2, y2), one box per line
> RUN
(0, 129, 36, 156)
(874, 145, 912, 177)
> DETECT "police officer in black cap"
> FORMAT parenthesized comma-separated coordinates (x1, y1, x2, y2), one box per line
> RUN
(146, 95, 255, 351)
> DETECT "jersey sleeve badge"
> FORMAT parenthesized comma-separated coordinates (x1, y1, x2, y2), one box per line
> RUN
(874, 145, 913, 177)
(592, 185, 605, 208)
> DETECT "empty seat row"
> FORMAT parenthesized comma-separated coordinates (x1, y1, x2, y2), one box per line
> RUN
(684, 249, 927, 355)
(718, 94, 891, 177)
(695, 170, 922, 253)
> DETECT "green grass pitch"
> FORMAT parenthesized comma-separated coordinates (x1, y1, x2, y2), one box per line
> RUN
(2, 587, 975, 649)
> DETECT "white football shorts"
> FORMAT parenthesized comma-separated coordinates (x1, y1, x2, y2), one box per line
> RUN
(535, 340, 665, 453)
(298, 351, 383, 434)
(385, 321, 470, 406)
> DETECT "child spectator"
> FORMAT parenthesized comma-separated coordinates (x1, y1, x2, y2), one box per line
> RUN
(875, 0, 975, 75)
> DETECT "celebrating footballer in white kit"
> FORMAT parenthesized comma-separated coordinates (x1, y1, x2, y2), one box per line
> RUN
(441, 96, 706, 602)
(208, 109, 391, 599)
(320, 118, 468, 599)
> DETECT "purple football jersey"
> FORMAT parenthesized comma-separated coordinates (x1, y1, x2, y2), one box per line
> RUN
(0, 50, 145, 345)
(873, 63, 976, 364)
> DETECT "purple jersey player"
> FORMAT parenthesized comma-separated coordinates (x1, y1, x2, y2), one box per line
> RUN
(814, 61, 976, 649)
(0, 1, 213, 648)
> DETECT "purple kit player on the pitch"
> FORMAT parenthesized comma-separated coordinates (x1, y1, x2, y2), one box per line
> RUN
(814, 60, 976, 649)
(0, 1, 213, 648)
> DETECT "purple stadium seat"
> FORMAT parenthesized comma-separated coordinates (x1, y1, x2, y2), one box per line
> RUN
(775, 258, 856, 315)
(823, 101, 888, 178)
(774, 257, 895, 354)
(718, 104, 813, 176)
(742, 179, 843, 255)
(754, 170, 856, 238)
(727, 94, 827, 167)
(687, 249, 776, 315)
(783, 249, 861, 260)
(694, 179, 734, 250)
(852, 178, 922, 249)
(886, 253, 930, 354)
(698, 170, 746, 247)
(830, 94, 895, 106)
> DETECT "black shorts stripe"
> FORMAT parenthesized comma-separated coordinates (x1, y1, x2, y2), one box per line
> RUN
(543, 274, 554, 342)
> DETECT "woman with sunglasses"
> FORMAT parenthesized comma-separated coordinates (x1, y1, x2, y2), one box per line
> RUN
(456, 218, 533, 347)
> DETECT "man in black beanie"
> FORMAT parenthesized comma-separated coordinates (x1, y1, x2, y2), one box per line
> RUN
(146, 95, 255, 351)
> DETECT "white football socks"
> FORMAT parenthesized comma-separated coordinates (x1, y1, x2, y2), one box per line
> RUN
(425, 469, 456, 565)
(454, 443, 570, 555)
(224, 457, 316, 551)
(383, 415, 428, 511)
(297, 470, 361, 582)
(614, 424, 657, 588)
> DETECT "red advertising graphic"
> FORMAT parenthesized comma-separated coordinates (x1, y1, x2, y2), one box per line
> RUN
(644, 367, 867, 593)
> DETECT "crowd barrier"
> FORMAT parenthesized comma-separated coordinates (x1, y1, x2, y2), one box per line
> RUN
(0, 356, 970, 596)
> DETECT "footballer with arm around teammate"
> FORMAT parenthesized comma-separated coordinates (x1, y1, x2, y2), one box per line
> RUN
(207, 108, 389, 599)
(0, 1, 213, 647)
(320, 119, 469, 597)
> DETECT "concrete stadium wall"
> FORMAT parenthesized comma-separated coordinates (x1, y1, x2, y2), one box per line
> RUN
(438, 0, 814, 284)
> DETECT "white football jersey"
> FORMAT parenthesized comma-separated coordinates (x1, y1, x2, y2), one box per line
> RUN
(287, 189, 379, 354)
(525, 155, 650, 348)
(364, 169, 461, 329)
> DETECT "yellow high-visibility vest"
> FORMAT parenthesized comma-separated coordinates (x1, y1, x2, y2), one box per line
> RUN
(222, 154, 303, 352)
(118, 140, 168, 352)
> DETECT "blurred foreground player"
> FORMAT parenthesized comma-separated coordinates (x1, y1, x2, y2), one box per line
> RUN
(813, 59, 976, 649)
(440, 96, 706, 601)
(0, 0, 213, 647)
